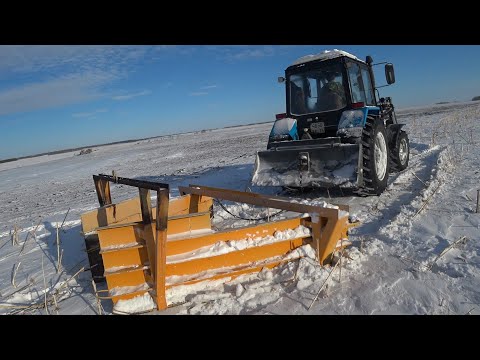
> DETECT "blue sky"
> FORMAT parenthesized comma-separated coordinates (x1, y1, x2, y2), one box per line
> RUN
(1, 45, 479, 159)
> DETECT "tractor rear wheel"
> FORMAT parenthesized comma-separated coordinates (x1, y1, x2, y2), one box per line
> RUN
(361, 116, 390, 195)
(390, 130, 410, 172)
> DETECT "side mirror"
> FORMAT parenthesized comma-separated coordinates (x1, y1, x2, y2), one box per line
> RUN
(385, 63, 395, 84)
(278, 76, 285, 83)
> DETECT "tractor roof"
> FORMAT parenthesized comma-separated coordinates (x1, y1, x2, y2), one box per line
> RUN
(291, 49, 363, 66)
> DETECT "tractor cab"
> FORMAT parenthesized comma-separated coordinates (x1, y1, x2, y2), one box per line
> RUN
(279, 50, 378, 141)
(254, 49, 408, 195)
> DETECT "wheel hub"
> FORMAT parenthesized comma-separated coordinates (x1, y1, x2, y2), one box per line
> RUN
(399, 138, 408, 165)
(374, 132, 387, 181)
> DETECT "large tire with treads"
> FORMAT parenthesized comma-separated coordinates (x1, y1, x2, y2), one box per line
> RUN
(390, 130, 410, 172)
(361, 115, 390, 195)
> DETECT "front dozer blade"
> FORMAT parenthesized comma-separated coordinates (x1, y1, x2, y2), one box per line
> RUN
(252, 143, 360, 188)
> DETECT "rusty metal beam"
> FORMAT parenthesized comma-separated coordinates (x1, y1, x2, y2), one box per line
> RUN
(94, 174, 169, 191)
(139, 188, 156, 280)
(155, 188, 169, 310)
(139, 188, 153, 224)
(93, 177, 112, 207)
(179, 184, 344, 218)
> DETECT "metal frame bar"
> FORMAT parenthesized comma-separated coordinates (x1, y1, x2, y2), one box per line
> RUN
(179, 184, 348, 217)
(93, 174, 169, 191)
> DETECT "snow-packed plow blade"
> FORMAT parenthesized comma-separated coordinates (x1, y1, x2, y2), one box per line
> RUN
(252, 139, 361, 188)
(81, 174, 353, 314)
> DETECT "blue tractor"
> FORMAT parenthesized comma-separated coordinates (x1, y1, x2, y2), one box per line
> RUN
(251, 49, 410, 195)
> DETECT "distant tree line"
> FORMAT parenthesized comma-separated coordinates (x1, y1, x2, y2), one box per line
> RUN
(472, 96, 480, 101)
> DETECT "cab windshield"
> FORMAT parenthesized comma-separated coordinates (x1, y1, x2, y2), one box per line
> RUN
(289, 63, 346, 115)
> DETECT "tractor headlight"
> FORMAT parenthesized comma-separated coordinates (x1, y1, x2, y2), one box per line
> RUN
(338, 110, 366, 129)
(269, 117, 299, 141)
(270, 134, 290, 141)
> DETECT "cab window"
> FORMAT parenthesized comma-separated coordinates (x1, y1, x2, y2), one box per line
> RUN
(361, 67, 375, 105)
(347, 63, 367, 104)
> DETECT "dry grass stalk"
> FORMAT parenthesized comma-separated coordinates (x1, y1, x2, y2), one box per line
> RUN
(339, 239, 343, 283)
(1, 282, 32, 301)
(4, 267, 86, 314)
(11, 262, 21, 288)
(59, 249, 64, 272)
(308, 252, 343, 311)
(52, 294, 59, 315)
(91, 280, 103, 315)
(56, 223, 61, 274)
(60, 208, 70, 233)
(12, 225, 19, 246)
(412, 172, 427, 187)
(392, 254, 429, 271)
(0, 304, 33, 309)
(413, 182, 443, 219)
(455, 131, 471, 145)
(476, 189, 480, 214)
(60, 267, 86, 292)
(41, 254, 49, 315)
(431, 132, 437, 147)
(427, 236, 468, 270)
(19, 217, 43, 255)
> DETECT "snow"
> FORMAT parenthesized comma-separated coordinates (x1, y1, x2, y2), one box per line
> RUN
(113, 293, 156, 314)
(109, 282, 151, 296)
(337, 127, 363, 138)
(166, 225, 311, 264)
(1, 101, 480, 315)
(291, 49, 362, 66)
(104, 264, 145, 274)
(167, 228, 215, 240)
(101, 242, 144, 251)
(252, 163, 358, 187)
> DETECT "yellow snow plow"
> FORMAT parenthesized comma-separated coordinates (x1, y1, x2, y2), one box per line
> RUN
(80, 174, 353, 313)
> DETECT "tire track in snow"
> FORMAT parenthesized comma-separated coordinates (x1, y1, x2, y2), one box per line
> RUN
(350, 145, 446, 240)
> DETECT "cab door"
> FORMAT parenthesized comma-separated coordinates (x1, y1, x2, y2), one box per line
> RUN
(346, 61, 376, 107)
